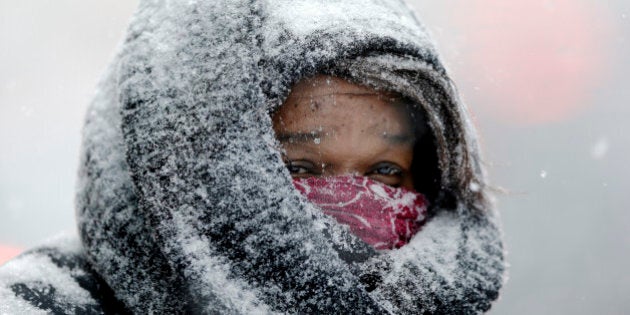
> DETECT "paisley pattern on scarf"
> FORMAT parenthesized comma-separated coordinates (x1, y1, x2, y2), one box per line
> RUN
(293, 176, 427, 250)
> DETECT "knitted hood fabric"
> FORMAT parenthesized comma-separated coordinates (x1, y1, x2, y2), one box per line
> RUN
(0, 1, 505, 313)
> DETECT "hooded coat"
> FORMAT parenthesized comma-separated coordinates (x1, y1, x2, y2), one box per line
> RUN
(0, 0, 505, 313)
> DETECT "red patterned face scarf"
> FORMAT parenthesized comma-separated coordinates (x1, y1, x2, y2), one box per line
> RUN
(293, 176, 428, 250)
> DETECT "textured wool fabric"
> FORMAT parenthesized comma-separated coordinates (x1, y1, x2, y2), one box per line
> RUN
(0, 0, 505, 314)
(292, 176, 428, 250)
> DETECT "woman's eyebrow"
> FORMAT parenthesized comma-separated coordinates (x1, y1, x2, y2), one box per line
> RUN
(277, 131, 415, 144)
(382, 132, 415, 144)
(276, 132, 323, 143)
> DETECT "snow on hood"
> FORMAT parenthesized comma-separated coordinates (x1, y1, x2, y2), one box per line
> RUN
(73, 0, 505, 313)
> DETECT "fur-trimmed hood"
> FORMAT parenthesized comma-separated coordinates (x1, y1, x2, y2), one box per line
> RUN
(0, 1, 505, 313)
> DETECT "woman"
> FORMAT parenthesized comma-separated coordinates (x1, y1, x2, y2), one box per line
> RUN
(0, 0, 505, 313)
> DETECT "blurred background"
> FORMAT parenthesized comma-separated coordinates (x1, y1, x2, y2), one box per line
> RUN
(1, 1, 628, 313)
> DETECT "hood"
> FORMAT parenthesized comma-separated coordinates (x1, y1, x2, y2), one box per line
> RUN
(76, 0, 505, 313)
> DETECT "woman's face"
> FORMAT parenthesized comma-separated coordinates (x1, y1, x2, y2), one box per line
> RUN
(273, 75, 416, 189)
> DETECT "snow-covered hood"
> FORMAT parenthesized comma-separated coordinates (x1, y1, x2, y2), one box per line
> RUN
(73, 0, 505, 313)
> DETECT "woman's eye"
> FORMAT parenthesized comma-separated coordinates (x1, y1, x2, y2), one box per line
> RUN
(370, 163, 403, 176)
(286, 161, 315, 175)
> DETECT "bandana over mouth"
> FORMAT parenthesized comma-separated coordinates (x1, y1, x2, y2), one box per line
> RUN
(292, 176, 428, 250)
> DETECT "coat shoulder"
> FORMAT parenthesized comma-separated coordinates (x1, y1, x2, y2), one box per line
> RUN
(0, 234, 129, 314)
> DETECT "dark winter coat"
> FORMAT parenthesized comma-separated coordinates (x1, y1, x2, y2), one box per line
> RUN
(0, 0, 505, 313)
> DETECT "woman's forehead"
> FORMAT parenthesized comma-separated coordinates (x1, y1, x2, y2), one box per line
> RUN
(275, 75, 414, 134)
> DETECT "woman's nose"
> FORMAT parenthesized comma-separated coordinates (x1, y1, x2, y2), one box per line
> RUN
(323, 164, 362, 177)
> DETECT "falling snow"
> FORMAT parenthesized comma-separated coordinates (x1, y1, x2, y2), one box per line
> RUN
(591, 137, 609, 160)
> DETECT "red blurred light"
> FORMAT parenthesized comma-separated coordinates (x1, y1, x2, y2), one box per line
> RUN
(0, 245, 22, 266)
(456, 0, 613, 125)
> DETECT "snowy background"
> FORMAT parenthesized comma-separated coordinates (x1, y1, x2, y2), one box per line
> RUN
(1, 0, 628, 313)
